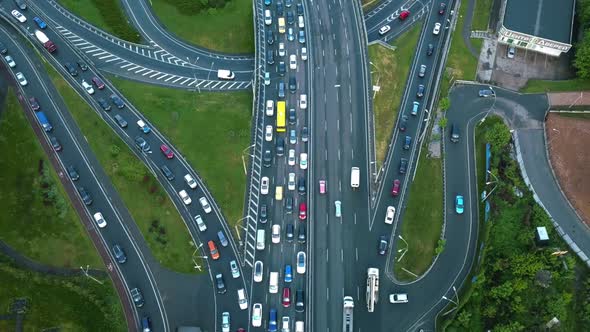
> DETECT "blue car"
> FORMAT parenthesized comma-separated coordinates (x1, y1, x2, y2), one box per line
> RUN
(265, 0, 272, 5)
(33, 17, 47, 29)
(284, 265, 293, 283)
(455, 195, 464, 214)
(298, 30, 306, 44)
(269, 308, 278, 332)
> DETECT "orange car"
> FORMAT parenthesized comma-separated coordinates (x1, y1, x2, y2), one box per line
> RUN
(208, 240, 220, 260)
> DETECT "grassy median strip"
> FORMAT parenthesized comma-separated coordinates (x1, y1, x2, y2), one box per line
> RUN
(58, 0, 141, 43)
(370, 23, 422, 170)
(0, 256, 125, 331)
(43, 64, 195, 274)
(0, 89, 101, 268)
(521, 78, 590, 93)
(151, 0, 254, 53)
(108, 76, 252, 231)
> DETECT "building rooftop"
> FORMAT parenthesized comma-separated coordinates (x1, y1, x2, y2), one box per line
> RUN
(503, 0, 575, 44)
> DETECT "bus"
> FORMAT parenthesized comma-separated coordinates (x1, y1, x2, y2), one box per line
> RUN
(366, 268, 379, 312)
(276, 101, 286, 132)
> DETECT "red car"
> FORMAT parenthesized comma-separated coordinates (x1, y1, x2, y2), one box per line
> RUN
(399, 10, 410, 20)
(29, 97, 40, 111)
(160, 144, 174, 159)
(299, 202, 307, 220)
(282, 287, 291, 307)
(439, 3, 446, 15)
(91, 77, 105, 89)
(319, 180, 326, 194)
(391, 179, 401, 196)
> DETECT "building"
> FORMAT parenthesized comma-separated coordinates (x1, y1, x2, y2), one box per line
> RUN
(497, 0, 576, 56)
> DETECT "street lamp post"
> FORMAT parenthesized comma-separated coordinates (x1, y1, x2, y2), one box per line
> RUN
(397, 235, 409, 262)
(482, 170, 499, 202)
(479, 86, 496, 124)
(441, 286, 460, 316)
(241, 144, 256, 175)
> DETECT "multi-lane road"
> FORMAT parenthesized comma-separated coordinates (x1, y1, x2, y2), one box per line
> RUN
(2, 0, 589, 331)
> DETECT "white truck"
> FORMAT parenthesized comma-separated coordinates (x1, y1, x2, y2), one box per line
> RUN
(342, 296, 354, 332)
(217, 69, 235, 80)
(350, 167, 360, 189)
(366, 268, 379, 312)
(34, 30, 57, 53)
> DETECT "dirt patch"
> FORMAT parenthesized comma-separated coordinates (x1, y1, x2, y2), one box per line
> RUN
(546, 114, 590, 225)
(548, 92, 590, 107)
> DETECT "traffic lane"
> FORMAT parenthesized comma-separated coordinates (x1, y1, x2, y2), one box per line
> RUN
(366, 0, 425, 42)
(0, 27, 171, 331)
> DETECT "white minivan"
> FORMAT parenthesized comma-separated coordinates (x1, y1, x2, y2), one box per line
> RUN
(266, 100, 274, 116)
(351, 167, 360, 189)
(256, 229, 266, 250)
(237, 288, 248, 310)
(269, 272, 279, 293)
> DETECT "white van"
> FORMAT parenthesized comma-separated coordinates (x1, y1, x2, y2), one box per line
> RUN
(237, 288, 248, 310)
(269, 271, 279, 293)
(217, 69, 235, 80)
(295, 321, 304, 332)
(351, 167, 360, 189)
(256, 229, 266, 250)
(266, 100, 274, 116)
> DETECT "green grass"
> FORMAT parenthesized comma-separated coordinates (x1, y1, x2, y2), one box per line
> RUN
(521, 78, 590, 93)
(393, 149, 443, 281)
(445, 1, 479, 82)
(58, 0, 141, 43)
(471, 0, 493, 31)
(0, 256, 125, 332)
(370, 23, 422, 169)
(0, 89, 101, 268)
(108, 76, 252, 231)
(43, 63, 196, 274)
(151, 0, 254, 53)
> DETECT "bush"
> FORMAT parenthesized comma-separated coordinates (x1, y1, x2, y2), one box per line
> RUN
(160, 0, 232, 15)
(89, 0, 141, 43)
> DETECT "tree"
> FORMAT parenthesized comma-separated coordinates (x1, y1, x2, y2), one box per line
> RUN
(439, 117, 448, 129)
(485, 122, 511, 153)
(439, 97, 451, 111)
(574, 30, 590, 79)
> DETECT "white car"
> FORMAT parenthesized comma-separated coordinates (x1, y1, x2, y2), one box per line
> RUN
(298, 15, 304, 28)
(184, 174, 197, 189)
(264, 9, 272, 25)
(433, 22, 441, 35)
(385, 206, 395, 224)
(299, 94, 307, 109)
(179, 190, 191, 205)
(221, 312, 230, 332)
(11, 10, 26, 23)
(271, 224, 281, 244)
(301, 47, 308, 61)
(82, 80, 95, 95)
(335, 200, 342, 217)
(16, 72, 27, 86)
(265, 125, 273, 142)
(266, 100, 274, 116)
(278, 42, 286, 57)
(378, 25, 391, 35)
(261, 176, 270, 195)
(199, 197, 212, 213)
(254, 261, 264, 282)
(299, 153, 308, 170)
(288, 149, 296, 166)
(296, 251, 306, 274)
(389, 293, 409, 303)
(282, 316, 290, 332)
(289, 54, 297, 70)
(194, 215, 207, 232)
(5, 56, 15, 68)
(264, 71, 271, 85)
(93, 212, 107, 228)
(288, 173, 296, 191)
(252, 303, 262, 327)
(230, 260, 240, 278)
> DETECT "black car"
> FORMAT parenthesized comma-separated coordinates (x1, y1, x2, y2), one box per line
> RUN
(114, 114, 128, 128)
(478, 89, 495, 98)
(66, 165, 80, 181)
(378, 235, 388, 255)
(399, 115, 408, 131)
(266, 30, 274, 45)
(287, 11, 295, 25)
(278, 61, 286, 76)
(286, 223, 294, 242)
(297, 177, 306, 195)
(301, 126, 308, 142)
(110, 94, 125, 108)
(289, 76, 297, 92)
(64, 62, 78, 76)
(267, 49, 274, 65)
(298, 223, 306, 243)
(403, 136, 411, 150)
(112, 244, 127, 264)
(131, 288, 144, 307)
(215, 274, 227, 294)
(276, 137, 285, 156)
(276, 1, 284, 16)
(285, 196, 293, 214)
(427, 43, 434, 56)
(97, 97, 111, 111)
(0, 41, 7, 54)
(288, 108, 296, 124)
(263, 149, 273, 167)
(77, 186, 93, 205)
(399, 158, 408, 174)
(439, 3, 446, 14)
(77, 61, 88, 71)
(160, 165, 174, 181)
(135, 136, 150, 152)
(416, 84, 425, 98)
(278, 81, 286, 98)
(14, 0, 26, 10)
(50, 136, 62, 151)
(295, 289, 305, 312)
(297, 3, 304, 15)
(260, 203, 268, 223)
(29, 97, 40, 111)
